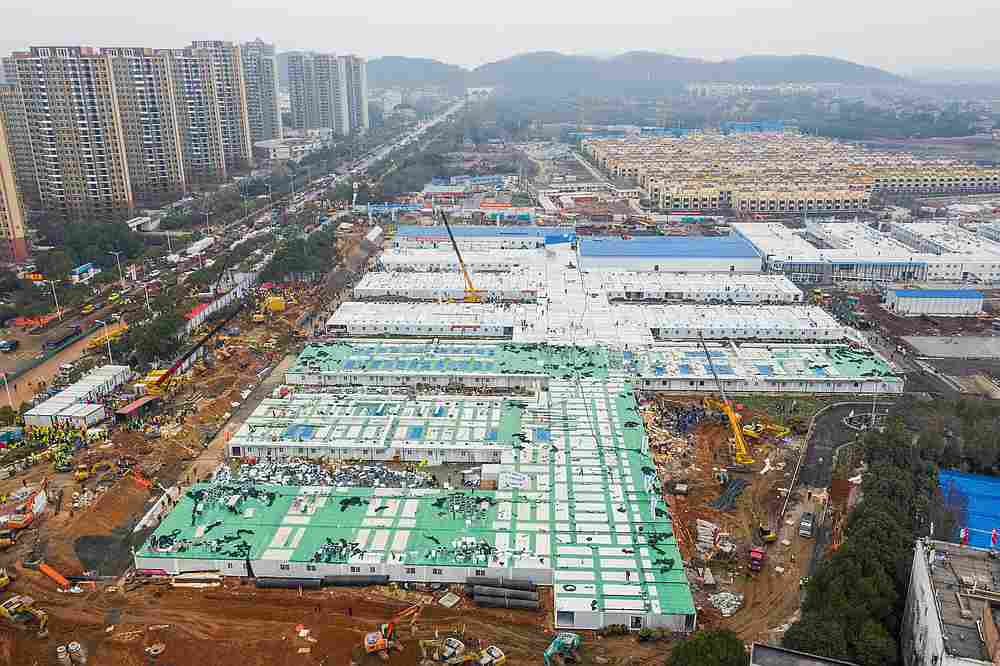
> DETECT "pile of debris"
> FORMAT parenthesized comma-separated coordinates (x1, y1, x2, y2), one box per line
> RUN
(709, 591, 744, 617)
(219, 460, 435, 488)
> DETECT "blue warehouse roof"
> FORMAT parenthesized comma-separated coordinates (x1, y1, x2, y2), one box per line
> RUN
(397, 225, 570, 239)
(893, 289, 984, 299)
(580, 235, 761, 259)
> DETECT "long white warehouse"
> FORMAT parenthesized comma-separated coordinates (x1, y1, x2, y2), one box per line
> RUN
(584, 272, 802, 303)
(354, 269, 545, 302)
(884, 289, 984, 316)
(326, 302, 522, 338)
(616, 304, 843, 341)
(377, 249, 544, 272)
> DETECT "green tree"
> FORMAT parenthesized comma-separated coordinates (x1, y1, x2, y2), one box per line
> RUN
(37, 249, 74, 278)
(782, 612, 849, 660)
(854, 620, 897, 666)
(666, 630, 747, 666)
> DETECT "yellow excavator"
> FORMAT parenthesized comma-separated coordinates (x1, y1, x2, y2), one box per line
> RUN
(699, 335, 754, 466)
(0, 594, 49, 637)
(439, 210, 482, 303)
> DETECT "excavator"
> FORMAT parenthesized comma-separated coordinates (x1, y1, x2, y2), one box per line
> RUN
(543, 633, 581, 666)
(364, 604, 422, 660)
(0, 594, 49, 637)
(0, 567, 12, 591)
(438, 210, 482, 303)
(698, 335, 754, 466)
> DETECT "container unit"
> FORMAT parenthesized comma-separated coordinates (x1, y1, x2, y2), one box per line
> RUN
(325, 302, 518, 338)
(353, 270, 543, 302)
(588, 272, 801, 303)
(885, 289, 984, 316)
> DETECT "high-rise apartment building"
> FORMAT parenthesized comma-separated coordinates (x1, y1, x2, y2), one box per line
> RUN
(341, 55, 369, 134)
(241, 39, 281, 143)
(287, 53, 318, 131)
(0, 106, 28, 261)
(288, 53, 368, 135)
(6, 46, 133, 222)
(314, 54, 349, 136)
(102, 47, 186, 206)
(0, 83, 40, 206)
(190, 41, 253, 172)
(167, 48, 227, 182)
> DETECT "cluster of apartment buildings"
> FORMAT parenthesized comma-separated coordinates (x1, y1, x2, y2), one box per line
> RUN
(0, 40, 368, 262)
(286, 53, 368, 137)
(583, 133, 1000, 215)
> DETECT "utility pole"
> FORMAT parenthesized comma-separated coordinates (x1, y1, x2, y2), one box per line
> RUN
(108, 251, 125, 291)
(95, 319, 113, 365)
(48, 280, 62, 320)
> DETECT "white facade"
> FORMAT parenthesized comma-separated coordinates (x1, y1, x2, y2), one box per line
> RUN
(378, 249, 543, 272)
(354, 270, 544, 302)
(618, 304, 843, 341)
(885, 291, 984, 316)
(326, 302, 518, 338)
(253, 138, 323, 162)
(586, 272, 802, 304)
(577, 254, 762, 274)
(24, 365, 133, 428)
(903, 540, 995, 666)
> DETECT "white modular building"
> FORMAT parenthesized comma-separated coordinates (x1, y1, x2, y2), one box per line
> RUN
(395, 225, 572, 250)
(353, 270, 545, 302)
(24, 364, 134, 428)
(612, 304, 843, 341)
(325, 302, 519, 338)
(378, 249, 543, 273)
(585, 272, 802, 303)
(884, 289, 984, 316)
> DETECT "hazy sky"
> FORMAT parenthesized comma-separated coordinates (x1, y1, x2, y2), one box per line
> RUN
(2, 0, 999, 72)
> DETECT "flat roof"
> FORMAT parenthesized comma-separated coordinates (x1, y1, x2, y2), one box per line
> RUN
(894, 221, 1000, 256)
(585, 271, 801, 299)
(354, 270, 546, 298)
(139, 377, 696, 620)
(893, 289, 984, 299)
(326, 302, 520, 329)
(751, 643, 858, 666)
(397, 225, 570, 239)
(920, 540, 996, 661)
(580, 235, 760, 259)
(379, 248, 544, 268)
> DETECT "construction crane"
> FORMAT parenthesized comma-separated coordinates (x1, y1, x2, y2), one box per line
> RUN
(438, 209, 481, 303)
(698, 334, 754, 466)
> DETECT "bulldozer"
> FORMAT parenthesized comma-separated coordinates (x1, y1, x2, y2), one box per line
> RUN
(543, 633, 581, 666)
(758, 523, 778, 544)
(0, 594, 49, 637)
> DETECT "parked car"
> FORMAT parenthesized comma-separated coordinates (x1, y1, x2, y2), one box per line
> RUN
(799, 511, 815, 538)
(0, 340, 18, 353)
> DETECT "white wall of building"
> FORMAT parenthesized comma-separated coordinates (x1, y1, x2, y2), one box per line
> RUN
(577, 255, 762, 273)
(885, 293, 983, 316)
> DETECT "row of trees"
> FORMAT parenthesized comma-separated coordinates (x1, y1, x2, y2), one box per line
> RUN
(781, 422, 951, 665)
(261, 225, 339, 282)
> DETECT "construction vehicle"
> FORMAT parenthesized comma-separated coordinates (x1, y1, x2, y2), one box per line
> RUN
(764, 423, 791, 438)
(0, 568, 12, 591)
(365, 604, 422, 660)
(543, 633, 581, 666)
(742, 423, 763, 440)
(252, 312, 266, 323)
(0, 530, 17, 551)
(698, 334, 754, 466)
(439, 210, 481, 303)
(749, 547, 767, 572)
(419, 638, 470, 664)
(73, 464, 90, 482)
(0, 594, 49, 637)
(477, 646, 506, 665)
(758, 524, 777, 543)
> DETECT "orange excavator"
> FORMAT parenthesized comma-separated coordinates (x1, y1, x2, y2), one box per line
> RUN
(364, 604, 423, 660)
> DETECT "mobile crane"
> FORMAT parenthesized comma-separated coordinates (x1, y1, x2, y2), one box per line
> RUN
(698, 334, 754, 466)
(438, 210, 482, 303)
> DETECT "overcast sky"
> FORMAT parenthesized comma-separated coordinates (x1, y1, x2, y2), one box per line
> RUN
(2, 0, 999, 72)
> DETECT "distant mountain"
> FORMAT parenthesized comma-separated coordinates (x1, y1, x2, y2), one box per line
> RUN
(908, 67, 1000, 85)
(367, 56, 468, 93)
(471, 51, 905, 96)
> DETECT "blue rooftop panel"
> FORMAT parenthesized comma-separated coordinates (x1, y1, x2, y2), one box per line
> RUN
(893, 289, 984, 299)
(579, 235, 761, 259)
(397, 225, 569, 239)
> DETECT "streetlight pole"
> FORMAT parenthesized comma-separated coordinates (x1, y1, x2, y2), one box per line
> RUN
(48, 280, 62, 321)
(142, 282, 151, 312)
(95, 319, 113, 365)
(108, 251, 125, 291)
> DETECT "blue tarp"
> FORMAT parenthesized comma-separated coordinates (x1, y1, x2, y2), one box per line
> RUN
(939, 470, 1000, 548)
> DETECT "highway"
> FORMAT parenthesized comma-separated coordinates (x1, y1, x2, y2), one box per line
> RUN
(347, 99, 466, 176)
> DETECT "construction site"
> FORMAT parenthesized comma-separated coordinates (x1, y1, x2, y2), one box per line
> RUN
(0, 212, 902, 665)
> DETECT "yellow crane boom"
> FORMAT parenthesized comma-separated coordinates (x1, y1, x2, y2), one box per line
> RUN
(438, 210, 481, 303)
(698, 335, 754, 465)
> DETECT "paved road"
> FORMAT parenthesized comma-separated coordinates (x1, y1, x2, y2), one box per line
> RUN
(348, 100, 466, 176)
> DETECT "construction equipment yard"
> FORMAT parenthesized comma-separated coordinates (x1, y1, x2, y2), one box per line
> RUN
(0, 217, 902, 665)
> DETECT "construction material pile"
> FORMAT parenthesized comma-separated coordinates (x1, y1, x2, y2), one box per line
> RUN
(709, 591, 744, 617)
(709, 479, 750, 512)
(219, 460, 435, 488)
